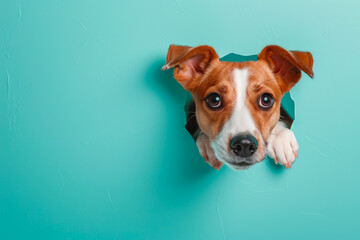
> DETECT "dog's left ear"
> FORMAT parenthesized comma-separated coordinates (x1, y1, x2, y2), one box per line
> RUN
(258, 45, 314, 93)
(161, 44, 219, 92)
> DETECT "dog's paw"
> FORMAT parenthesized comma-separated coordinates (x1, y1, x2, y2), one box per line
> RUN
(267, 128, 299, 169)
(196, 133, 223, 170)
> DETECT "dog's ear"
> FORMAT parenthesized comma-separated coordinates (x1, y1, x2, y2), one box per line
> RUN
(258, 45, 314, 93)
(161, 44, 219, 92)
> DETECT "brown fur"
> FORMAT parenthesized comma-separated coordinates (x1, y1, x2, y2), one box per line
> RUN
(162, 44, 313, 154)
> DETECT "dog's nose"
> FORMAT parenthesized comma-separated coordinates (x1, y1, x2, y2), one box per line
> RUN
(230, 135, 258, 157)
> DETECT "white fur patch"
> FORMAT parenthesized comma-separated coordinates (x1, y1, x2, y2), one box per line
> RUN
(211, 68, 258, 162)
(267, 122, 299, 168)
(217, 68, 256, 139)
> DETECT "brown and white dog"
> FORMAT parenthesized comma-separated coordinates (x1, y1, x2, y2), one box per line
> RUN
(162, 45, 313, 170)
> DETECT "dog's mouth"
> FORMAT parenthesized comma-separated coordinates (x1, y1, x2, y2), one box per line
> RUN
(226, 161, 255, 170)
(233, 161, 253, 167)
(225, 161, 257, 170)
(223, 154, 267, 170)
(212, 147, 263, 170)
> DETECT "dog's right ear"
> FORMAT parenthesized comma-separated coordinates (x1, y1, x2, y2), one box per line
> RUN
(258, 45, 314, 93)
(161, 45, 219, 92)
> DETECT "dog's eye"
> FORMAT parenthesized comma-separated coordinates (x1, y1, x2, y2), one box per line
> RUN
(206, 93, 223, 110)
(258, 93, 274, 110)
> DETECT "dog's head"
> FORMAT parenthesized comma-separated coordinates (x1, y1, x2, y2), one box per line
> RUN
(162, 45, 313, 169)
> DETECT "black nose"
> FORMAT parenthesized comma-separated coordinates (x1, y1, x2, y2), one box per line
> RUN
(230, 135, 258, 157)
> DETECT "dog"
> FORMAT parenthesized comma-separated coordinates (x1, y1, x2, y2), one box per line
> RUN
(161, 45, 313, 170)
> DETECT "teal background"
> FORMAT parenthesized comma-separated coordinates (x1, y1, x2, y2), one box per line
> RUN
(0, 0, 359, 239)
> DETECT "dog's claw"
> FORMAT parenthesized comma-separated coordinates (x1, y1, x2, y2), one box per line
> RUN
(212, 160, 223, 170)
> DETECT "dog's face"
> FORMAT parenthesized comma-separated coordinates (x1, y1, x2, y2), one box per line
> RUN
(162, 45, 313, 169)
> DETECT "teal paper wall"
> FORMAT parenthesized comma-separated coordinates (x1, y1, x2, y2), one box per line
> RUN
(1, 0, 360, 239)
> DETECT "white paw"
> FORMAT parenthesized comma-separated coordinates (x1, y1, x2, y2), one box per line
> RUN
(196, 133, 223, 170)
(267, 128, 299, 169)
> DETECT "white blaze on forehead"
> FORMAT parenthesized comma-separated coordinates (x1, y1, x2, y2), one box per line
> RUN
(217, 68, 257, 141)
(211, 68, 262, 164)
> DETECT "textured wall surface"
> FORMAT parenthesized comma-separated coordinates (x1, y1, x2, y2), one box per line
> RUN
(1, 0, 360, 239)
